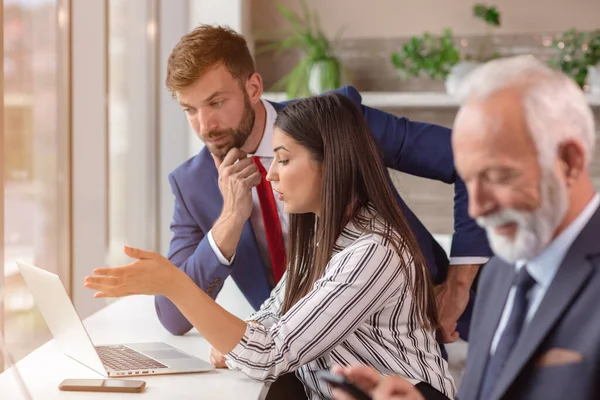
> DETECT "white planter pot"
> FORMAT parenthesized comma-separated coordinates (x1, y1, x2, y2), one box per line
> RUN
(587, 64, 600, 94)
(445, 61, 482, 95)
(308, 59, 341, 95)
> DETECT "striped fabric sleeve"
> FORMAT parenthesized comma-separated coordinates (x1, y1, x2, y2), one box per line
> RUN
(244, 274, 287, 328)
(224, 240, 406, 381)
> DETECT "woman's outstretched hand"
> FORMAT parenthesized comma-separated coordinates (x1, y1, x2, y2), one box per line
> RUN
(84, 246, 183, 298)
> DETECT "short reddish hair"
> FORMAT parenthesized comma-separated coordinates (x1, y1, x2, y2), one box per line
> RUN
(165, 25, 255, 95)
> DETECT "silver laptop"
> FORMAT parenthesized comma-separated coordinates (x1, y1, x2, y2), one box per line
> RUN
(16, 261, 214, 377)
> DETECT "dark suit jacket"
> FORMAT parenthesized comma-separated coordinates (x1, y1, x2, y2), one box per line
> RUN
(459, 204, 600, 400)
(154, 86, 492, 336)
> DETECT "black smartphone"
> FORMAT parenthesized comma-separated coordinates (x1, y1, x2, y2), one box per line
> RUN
(58, 379, 146, 393)
(317, 371, 372, 400)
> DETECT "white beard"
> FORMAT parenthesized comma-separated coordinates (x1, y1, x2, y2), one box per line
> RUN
(476, 170, 569, 264)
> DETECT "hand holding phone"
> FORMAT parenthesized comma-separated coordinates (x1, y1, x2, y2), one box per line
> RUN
(58, 379, 146, 393)
(317, 371, 372, 400)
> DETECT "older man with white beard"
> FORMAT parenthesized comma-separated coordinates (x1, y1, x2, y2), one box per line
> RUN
(330, 55, 600, 400)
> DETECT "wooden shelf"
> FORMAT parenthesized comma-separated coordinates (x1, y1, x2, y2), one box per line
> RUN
(263, 91, 600, 108)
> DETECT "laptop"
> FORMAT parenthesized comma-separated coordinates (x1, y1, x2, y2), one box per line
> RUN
(16, 261, 214, 377)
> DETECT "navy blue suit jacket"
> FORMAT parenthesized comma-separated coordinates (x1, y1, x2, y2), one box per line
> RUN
(155, 86, 492, 336)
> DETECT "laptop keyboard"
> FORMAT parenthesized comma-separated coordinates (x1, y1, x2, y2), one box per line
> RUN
(96, 345, 169, 371)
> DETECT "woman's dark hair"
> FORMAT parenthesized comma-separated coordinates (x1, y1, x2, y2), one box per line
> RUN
(275, 93, 441, 337)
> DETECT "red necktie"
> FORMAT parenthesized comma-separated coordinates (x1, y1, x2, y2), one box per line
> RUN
(252, 157, 287, 284)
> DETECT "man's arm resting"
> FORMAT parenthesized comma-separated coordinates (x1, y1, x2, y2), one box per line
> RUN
(210, 212, 246, 261)
(347, 85, 492, 260)
(447, 264, 480, 289)
(435, 264, 481, 342)
(155, 236, 234, 335)
(156, 215, 247, 335)
(156, 174, 246, 335)
(449, 176, 494, 260)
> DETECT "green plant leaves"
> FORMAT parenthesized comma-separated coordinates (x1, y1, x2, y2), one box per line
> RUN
(389, 3, 503, 80)
(548, 29, 600, 88)
(260, 0, 343, 98)
(391, 29, 460, 80)
(473, 4, 501, 27)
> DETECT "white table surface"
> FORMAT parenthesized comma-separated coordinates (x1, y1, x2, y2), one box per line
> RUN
(0, 295, 267, 399)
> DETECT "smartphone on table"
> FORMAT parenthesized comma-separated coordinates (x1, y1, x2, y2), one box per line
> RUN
(58, 378, 146, 393)
(317, 371, 372, 400)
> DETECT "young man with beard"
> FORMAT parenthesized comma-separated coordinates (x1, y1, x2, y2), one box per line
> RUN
(331, 55, 600, 400)
(155, 25, 492, 345)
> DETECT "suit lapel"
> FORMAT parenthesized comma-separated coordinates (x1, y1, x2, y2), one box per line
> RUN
(462, 258, 516, 400)
(491, 205, 600, 399)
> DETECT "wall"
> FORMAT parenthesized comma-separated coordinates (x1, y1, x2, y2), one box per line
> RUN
(252, 0, 600, 39)
(250, 0, 600, 235)
(385, 106, 600, 235)
(253, 2, 600, 92)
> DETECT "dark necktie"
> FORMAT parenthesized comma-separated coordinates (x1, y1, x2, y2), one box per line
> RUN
(479, 267, 536, 399)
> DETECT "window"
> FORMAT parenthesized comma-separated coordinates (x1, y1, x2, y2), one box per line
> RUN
(3, 0, 70, 364)
(107, 0, 158, 267)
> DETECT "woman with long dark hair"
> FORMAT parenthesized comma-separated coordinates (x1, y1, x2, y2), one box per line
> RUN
(84, 93, 455, 400)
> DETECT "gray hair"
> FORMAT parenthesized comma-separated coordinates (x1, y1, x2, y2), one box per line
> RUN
(456, 55, 596, 167)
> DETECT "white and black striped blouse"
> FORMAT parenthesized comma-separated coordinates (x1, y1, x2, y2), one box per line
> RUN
(224, 208, 456, 400)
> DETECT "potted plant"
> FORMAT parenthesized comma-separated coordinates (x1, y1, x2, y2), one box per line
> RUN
(548, 29, 600, 92)
(391, 3, 502, 94)
(445, 4, 501, 94)
(260, 0, 344, 98)
(390, 29, 460, 83)
(468, 4, 501, 62)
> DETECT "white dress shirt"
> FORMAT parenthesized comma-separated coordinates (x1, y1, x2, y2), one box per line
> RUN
(490, 193, 600, 355)
(207, 100, 289, 285)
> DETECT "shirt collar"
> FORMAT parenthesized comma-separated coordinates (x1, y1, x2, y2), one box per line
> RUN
(252, 99, 278, 158)
(333, 204, 381, 253)
(517, 193, 600, 288)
